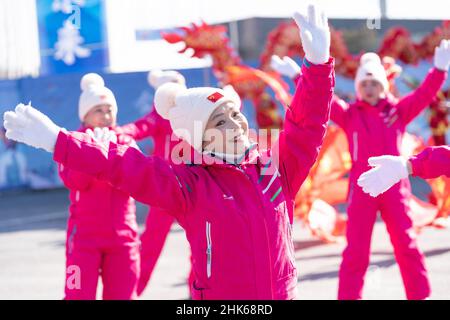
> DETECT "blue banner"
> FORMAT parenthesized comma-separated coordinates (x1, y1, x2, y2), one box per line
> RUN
(37, 0, 108, 76)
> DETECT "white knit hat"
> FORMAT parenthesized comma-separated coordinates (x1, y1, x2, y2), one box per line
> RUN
(354, 52, 389, 94)
(154, 83, 241, 152)
(148, 70, 186, 90)
(78, 73, 118, 122)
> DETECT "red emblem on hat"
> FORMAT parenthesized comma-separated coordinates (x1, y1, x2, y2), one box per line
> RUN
(207, 92, 223, 103)
(100, 95, 107, 100)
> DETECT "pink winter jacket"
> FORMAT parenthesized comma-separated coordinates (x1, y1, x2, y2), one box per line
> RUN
(331, 68, 447, 182)
(410, 145, 450, 179)
(52, 59, 335, 300)
(58, 126, 140, 241)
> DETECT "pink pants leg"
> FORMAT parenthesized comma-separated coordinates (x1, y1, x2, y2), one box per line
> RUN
(64, 226, 101, 300)
(338, 186, 378, 300)
(379, 183, 431, 300)
(101, 243, 140, 300)
(136, 207, 174, 296)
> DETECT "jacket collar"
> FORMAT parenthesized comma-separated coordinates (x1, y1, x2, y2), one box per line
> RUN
(182, 142, 260, 168)
(355, 97, 389, 110)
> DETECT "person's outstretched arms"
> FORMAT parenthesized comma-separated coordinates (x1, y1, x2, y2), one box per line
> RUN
(394, 39, 450, 125)
(275, 4, 334, 199)
(356, 155, 409, 197)
(357, 145, 450, 197)
(3, 104, 195, 220)
(409, 146, 450, 179)
(3, 103, 61, 153)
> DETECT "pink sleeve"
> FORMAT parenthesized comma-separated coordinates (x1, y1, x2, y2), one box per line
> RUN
(395, 68, 447, 125)
(330, 95, 349, 129)
(276, 58, 335, 198)
(293, 73, 347, 129)
(58, 163, 94, 191)
(410, 145, 450, 179)
(53, 131, 196, 219)
(119, 110, 158, 141)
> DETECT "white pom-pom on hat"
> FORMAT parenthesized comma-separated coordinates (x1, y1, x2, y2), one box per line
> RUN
(154, 82, 186, 120)
(148, 70, 164, 88)
(360, 52, 381, 66)
(148, 69, 186, 90)
(80, 73, 105, 91)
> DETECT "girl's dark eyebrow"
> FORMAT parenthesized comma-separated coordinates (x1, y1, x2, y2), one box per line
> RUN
(211, 113, 224, 121)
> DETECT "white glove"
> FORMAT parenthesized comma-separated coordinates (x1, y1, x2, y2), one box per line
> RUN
(3, 103, 61, 153)
(293, 4, 330, 65)
(270, 55, 302, 78)
(357, 155, 409, 197)
(86, 127, 117, 148)
(434, 39, 450, 71)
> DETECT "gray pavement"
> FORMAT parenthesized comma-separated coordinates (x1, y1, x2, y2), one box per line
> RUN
(1, 188, 450, 300)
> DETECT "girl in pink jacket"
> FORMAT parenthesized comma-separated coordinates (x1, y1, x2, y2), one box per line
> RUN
(3, 4, 334, 299)
(272, 40, 450, 299)
(59, 74, 141, 299)
(331, 46, 449, 300)
(358, 145, 450, 197)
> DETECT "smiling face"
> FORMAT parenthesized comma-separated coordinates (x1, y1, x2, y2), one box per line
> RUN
(357, 79, 385, 106)
(202, 102, 250, 156)
(83, 104, 116, 128)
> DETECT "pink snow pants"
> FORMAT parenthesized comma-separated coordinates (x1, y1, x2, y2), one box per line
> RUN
(338, 179, 431, 300)
(136, 207, 194, 296)
(64, 222, 140, 300)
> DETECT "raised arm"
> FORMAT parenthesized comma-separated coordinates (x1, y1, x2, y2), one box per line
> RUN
(118, 109, 159, 141)
(3, 103, 195, 221)
(275, 4, 334, 198)
(330, 94, 349, 129)
(52, 130, 195, 219)
(271, 54, 347, 129)
(395, 40, 449, 125)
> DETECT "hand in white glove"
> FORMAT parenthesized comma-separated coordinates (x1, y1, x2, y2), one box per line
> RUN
(86, 127, 117, 148)
(270, 55, 302, 78)
(3, 103, 61, 153)
(293, 4, 330, 65)
(434, 39, 450, 71)
(357, 155, 410, 197)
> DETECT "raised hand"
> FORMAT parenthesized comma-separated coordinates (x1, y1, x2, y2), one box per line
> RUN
(293, 4, 330, 65)
(270, 55, 302, 78)
(3, 103, 61, 153)
(434, 39, 450, 72)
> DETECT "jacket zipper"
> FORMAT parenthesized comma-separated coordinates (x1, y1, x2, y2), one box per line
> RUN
(206, 221, 212, 278)
(286, 219, 295, 266)
(352, 132, 358, 161)
(68, 224, 77, 255)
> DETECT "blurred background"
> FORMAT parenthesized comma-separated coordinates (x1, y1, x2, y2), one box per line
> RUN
(0, 0, 449, 191)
